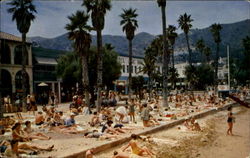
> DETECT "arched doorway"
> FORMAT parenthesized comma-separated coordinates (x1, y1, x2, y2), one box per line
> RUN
(15, 70, 30, 95)
(14, 45, 28, 65)
(0, 69, 12, 97)
(0, 41, 11, 64)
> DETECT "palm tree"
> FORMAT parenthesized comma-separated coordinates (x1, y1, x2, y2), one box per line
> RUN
(195, 38, 206, 63)
(166, 25, 178, 69)
(120, 8, 138, 100)
(168, 67, 179, 90)
(178, 13, 193, 66)
(82, 0, 111, 111)
(203, 46, 211, 64)
(210, 23, 222, 92)
(0, 40, 2, 118)
(140, 47, 157, 100)
(65, 10, 92, 111)
(8, 0, 37, 111)
(157, 0, 169, 107)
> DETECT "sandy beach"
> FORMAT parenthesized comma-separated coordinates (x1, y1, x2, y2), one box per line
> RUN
(96, 105, 250, 158)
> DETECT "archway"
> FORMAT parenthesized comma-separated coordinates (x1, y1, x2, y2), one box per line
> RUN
(0, 69, 12, 97)
(15, 70, 30, 94)
(0, 41, 11, 64)
(14, 45, 28, 65)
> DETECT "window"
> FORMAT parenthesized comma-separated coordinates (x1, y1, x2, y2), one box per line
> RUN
(135, 66, 137, 73)
(127, 65, 129, 73)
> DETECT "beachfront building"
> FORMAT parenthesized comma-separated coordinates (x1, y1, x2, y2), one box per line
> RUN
(0, 32, 33, 98)
(32, 47, 68, 103)
(114, 55, 163, 94)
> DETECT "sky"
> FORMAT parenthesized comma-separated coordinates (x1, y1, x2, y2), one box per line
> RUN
(0, 0, 249, 38)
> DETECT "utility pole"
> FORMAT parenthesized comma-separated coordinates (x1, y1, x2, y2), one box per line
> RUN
(227, 45, 230, 90)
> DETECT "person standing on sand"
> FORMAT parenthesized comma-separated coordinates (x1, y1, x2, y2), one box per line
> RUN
(227, 106, 235, 135)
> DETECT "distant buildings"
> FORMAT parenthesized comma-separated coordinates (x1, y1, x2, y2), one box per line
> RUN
(0, 32, 33, 97)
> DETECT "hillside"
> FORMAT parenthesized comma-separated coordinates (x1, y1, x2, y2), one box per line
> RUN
(30, 19, 250, 60)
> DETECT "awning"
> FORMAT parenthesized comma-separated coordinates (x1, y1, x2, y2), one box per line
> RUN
(36, 57, 57, 65)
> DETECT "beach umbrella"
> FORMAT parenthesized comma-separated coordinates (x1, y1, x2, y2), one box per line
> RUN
(38, 82, 48, 87)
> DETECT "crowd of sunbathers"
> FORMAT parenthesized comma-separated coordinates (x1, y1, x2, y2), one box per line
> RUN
(0, 88, 249, 157)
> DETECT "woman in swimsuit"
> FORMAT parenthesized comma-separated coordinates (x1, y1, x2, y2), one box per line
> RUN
(23, 121, 51, 140)
(122, 134, 154, 157)
(227, 106, 234, 135)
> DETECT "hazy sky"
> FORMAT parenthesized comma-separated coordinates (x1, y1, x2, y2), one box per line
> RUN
(1, 0, 249, 38)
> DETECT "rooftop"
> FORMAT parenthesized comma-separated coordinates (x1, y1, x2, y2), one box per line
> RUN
(0, 31, 31, 43)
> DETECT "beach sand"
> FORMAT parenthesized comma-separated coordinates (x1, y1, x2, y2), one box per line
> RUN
(96, 106, 250, 158)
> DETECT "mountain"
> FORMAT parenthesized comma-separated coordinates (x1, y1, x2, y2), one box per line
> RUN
(30, 19, 250, 59)
(30, 32, 155, 57)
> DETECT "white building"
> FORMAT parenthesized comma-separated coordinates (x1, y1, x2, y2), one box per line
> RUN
(115, 55, 163, 94)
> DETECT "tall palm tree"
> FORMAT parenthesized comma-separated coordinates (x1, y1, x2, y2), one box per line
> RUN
(0, 40, 2, 118)
(210, 23, 222, 92)
(157, 0, 169, 107)
(166, 25, 178, 69)
(65, 10, 92, 110)
(120, 8, 138, 101)
(140, 47, 157, 100)
(8, 0, 37, 111)
(178, 13, 193, 66)
(195, 38, 206, 63)
(82, 0, 111, 111)
(203, 46, 211, 64)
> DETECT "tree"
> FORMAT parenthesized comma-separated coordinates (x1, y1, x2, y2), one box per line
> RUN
(65, 10, 92, 109)
(195, 38, 206, 63)
(82, 0, 111, 111)
(131, 76, 145, 100)
(168, 67, 179, 90)
(0, 40, 2, 118)
(120, 8, 138, 100)
(203, 46, 211, 64)
(56, 46, 121, 105)
(166, 25, 178, 69)
(178, 13, 193, 66)
(157, 0, 169, 107)
(210, 23, 222, 92)
(8, 0, 37, 111)
(140, 47, 157, 100)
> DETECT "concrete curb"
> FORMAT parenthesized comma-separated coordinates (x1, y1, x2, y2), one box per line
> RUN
(64, 101, 248, 158)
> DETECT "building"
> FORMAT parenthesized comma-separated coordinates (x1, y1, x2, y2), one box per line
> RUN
(32, 47, 68, 103)
(114, 55, 163, 94)
(0, 32, 33, 98)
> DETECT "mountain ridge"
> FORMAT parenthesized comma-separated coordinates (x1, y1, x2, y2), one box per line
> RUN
(29, 19, 250, 60)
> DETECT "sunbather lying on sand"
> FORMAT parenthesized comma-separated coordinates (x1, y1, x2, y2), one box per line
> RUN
(4, 139, 54, 157)
(84, 130, 119, 140)
(122, 134, 155, 157)
(112, 150, 130, 158)
(23, 121, 51, 140)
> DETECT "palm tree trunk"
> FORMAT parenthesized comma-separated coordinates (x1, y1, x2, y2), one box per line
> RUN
(81, 53, 90, 113)
(185, 33, 192, 66)
(148, 73, 152, 100)
(22, 33, 27, 112)
(172, 48, 174, 69)
(96, 30, 103, 112)
(160, 4, 169, 107)
(214, 43, 220, 93)
(0, 40, 3, 118)
(128, 40, 132, 101)
(171, 48, 176, 89)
